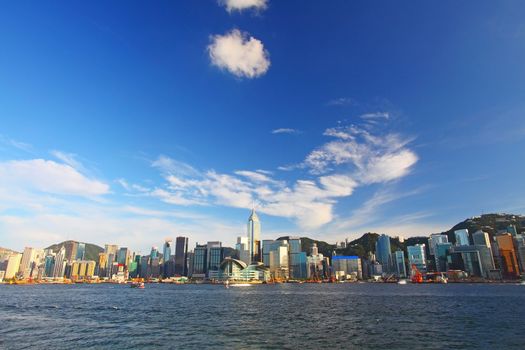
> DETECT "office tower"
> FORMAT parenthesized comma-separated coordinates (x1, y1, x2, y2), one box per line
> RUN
(269, 240, 289, 280)
(207, 241, 223, 276)
(70, 261, 96, 280)
(140, 256, 150, 278)
(237, 236, 250, 265)
(428, 234, 448, 257)
(97, 253, 107, 277)
(247, 209, 261, 263)
(174, 236, 188, 276)
(117, 247, 129, 266)
(507, 225, 518, 237)
(4, 253, 22, 279)
(435, 242, 452, 272)
(162, 240, 173, 278)
(64, 241, 78, 262)
(19, 247, 36, 279)
(289, 237, 307, 279)
(150, 247, 159, 260)
(262, 239, 274, 267)
(407, 244, 427, 273)
(332, 256, 362, 280)
(105, 244, 119, 257)
(192, 244, 208, 278)
(375, 234, 392, 273)
(496, 234, 520, 279)
(307, 243, 325, 279)
(43, 254, 55, 277)
(163, 240, 172, 263)
(394, 250, 407, 278)
(76, 243, 86, 260)
(454, 229, 470, 246)
(473, 231, 491, 248)
(53, 247, 66, 278)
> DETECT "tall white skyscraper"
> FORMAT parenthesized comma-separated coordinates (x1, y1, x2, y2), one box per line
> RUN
(247, 209, 261, 263)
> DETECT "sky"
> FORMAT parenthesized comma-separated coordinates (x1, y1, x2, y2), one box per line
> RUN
(1, 0, 525, 253)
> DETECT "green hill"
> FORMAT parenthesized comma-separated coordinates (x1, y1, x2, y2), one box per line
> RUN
(46, 240, 104, 261)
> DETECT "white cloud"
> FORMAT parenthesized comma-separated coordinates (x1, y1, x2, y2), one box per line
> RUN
(0, 135, 33, 152)
(0, 159, 109, 197)
(305, 125, 418, 183)
(208, 29, 270, 78)
(271, 128, 300, 134)
(360, 112, 390, 120)
(219, 0, 268, 13)
(327, 97, 355, 106)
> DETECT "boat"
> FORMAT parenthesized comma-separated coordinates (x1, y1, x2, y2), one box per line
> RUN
(229, 283, 253, 287)
(224, 280, 229, 289)
(397, 279, 408, 285)
(519, 281, 525, 286)
(131, 282, 145, 289)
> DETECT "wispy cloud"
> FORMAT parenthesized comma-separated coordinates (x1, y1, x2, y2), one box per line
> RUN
(208, 29, 270, 78)
(271, 128, 301, 134)
(0, 135, 33, 153)
(327, 97, 355, 106)
(0, 159, 109, 197)
(219, 0, 268, 13)
(147, 120, 418, 230)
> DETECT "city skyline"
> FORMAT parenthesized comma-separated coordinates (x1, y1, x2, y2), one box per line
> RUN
(1, 1, 525, 253)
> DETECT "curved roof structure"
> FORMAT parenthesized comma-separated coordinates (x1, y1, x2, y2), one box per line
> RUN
(220, 257, 248, 270)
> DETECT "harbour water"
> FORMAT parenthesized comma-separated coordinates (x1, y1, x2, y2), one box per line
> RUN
(1, 283, 524, 349)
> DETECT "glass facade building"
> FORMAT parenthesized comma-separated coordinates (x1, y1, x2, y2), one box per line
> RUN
(375, 234, 392, 273)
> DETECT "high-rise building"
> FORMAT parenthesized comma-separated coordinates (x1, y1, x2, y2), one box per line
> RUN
(98, 253, 107, 277)
(496, 234, 520, 279)
(150, 247, 159, 260)
(70, 261, 96, 280)
(407, 244, 427, 273)
(207, 242, 223, 276)
(507, 225, 518, 237)
(332, 256, 362, 280)
(19, 247, 37, 279)
(269, 240, 289, 280)
(163, 240, 172, 263)
(428, 234, 448, 257)
(473, 231, 491, 248)
(174, 236, 188, 276)
(289, 237, 307, 279)
(394, 250, 407, 278)
(237, 236, 250, 265)
(117, 247, 129, 266)
(53, 247, 66, 278)
(192, 244, 208, 279)
(247, 209, 261, 263)
(435, 242, 452, 272)
(64, 241, 78, 262)
(307, 243, 325, 279)
(375, 234, 392, 273)
(454, 229, 470, 246)
(4, 253, 22, 279)
(76, 243, 86, 260)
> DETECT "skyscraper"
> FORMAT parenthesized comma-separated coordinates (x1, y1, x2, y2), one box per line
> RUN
(53, 247, 66, 278)
(174, 236, 189, 276)
(496, 234, 520, 279)
(473, 231, 491, 248)
(64, 241, 78, 262)
(162, 239, 173, 277)
(237, 236, 250, 265)
(247, 209, 261, 263)
(76, 243, 86, 260)
(407, 244, 427, 273)
(375, 234, 392, 273)
(428, 234, 448, 256)
(454, 229, 470, 246)
(163, 239, 172, 263)
(394, 250, 407, 278)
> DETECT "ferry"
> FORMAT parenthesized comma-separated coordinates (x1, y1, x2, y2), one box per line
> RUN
(397, 279, 408, 285)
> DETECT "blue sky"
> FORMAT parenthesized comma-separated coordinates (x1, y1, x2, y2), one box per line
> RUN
(1, 1, 524, 253)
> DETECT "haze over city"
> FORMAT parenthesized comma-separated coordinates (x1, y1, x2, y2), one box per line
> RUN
(1, 1, 524, 253)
